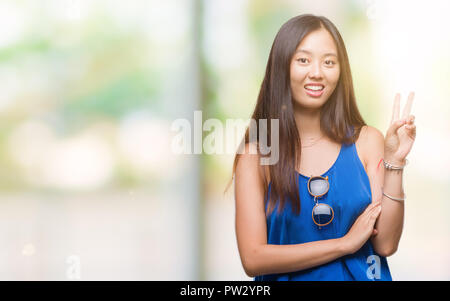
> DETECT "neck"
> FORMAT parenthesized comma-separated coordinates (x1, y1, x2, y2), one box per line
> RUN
(293, 104, 323, 140)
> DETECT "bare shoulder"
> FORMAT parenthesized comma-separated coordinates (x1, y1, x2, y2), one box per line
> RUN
(356, 125, 384, 168)
(236, 142, 270, 185)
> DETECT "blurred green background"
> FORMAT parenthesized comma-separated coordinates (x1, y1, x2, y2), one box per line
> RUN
(0, 0, 448, 280)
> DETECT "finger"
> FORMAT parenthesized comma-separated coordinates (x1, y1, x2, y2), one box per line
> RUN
(363, 202, 381, 218)
(364, 201, 381, 213)
(372, 229, 378, 236)
(386, 118, 407, 137)
(405, 123, 416, 130)
(369, 204, 382, 218)
(369, 202, 382, 215)
(405, 123, 416, 139)
(367, 203, 382, 221)
(370, 201, 382, 209)
(401, 92, 415, 119)
(407, 114, 415, 124)
(391, 93, 401, 124)
(371, 205, 382, 220)
(405, 114, 416, 129)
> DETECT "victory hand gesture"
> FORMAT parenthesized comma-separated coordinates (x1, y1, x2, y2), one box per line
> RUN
(384, 92, 416, 165)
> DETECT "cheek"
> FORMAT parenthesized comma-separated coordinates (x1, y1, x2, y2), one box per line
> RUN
(290, 65, 308, 84)
(326, 68, 340, 87)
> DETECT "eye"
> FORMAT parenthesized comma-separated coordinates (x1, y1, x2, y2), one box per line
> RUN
(325, 60, 336, 66)
(297, 58, 309, 63)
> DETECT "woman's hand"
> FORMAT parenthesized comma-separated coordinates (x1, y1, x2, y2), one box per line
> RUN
(384, 92, 416, 165)
(341, 202, 382, 254)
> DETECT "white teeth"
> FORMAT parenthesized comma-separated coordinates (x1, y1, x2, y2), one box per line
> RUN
(305, 85, 324, 91)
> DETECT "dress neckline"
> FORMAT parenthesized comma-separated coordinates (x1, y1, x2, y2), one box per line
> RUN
(295, 143, 344, 179)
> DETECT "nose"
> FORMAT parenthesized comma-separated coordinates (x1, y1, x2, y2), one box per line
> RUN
(308, 61, 323, 79)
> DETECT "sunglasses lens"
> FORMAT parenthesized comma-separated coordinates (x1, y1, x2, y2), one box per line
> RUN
(313, 203, 333, 226)
(309, 177, 329, 196)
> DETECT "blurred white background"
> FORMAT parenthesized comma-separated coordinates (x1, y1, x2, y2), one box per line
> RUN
(0, 0, 448, 280)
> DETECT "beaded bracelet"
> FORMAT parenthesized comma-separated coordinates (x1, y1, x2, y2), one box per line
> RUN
(383, 158, 408, 170)
(381, 159, 407, 201)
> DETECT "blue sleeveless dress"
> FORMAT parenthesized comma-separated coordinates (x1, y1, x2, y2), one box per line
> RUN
(254, 141, 392, 281)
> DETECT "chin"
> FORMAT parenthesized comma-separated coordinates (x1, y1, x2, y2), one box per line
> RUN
(294, 95, 328, 109)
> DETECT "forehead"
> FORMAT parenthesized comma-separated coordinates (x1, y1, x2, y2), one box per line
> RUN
(295, 28, 338, 56)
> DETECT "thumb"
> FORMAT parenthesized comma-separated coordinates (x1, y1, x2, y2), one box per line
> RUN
(386, 119, 406, 137)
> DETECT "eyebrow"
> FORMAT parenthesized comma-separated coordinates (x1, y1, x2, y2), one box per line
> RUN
(295, 48, 338, 58)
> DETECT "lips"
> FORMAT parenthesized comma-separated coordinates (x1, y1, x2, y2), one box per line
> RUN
(304, 83, 325, 97)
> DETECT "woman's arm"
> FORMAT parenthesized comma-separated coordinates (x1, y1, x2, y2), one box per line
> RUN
(365, 91, 416, 256)
(376, 159, 405, 255)
(362, 126, 405, 257)
(235, 143, 380, 277)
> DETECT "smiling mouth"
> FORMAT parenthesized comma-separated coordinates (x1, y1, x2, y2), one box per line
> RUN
(304, 84, 325, 91)
(304, 84, 325, 97)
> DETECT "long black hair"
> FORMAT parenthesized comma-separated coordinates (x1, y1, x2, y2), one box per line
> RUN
(226, 14, 366, 216)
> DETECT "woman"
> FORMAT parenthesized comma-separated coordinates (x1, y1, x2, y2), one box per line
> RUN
(230, 14, 416, 280)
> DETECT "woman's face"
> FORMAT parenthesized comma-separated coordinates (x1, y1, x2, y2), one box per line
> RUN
(290, 27, 340, 110)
